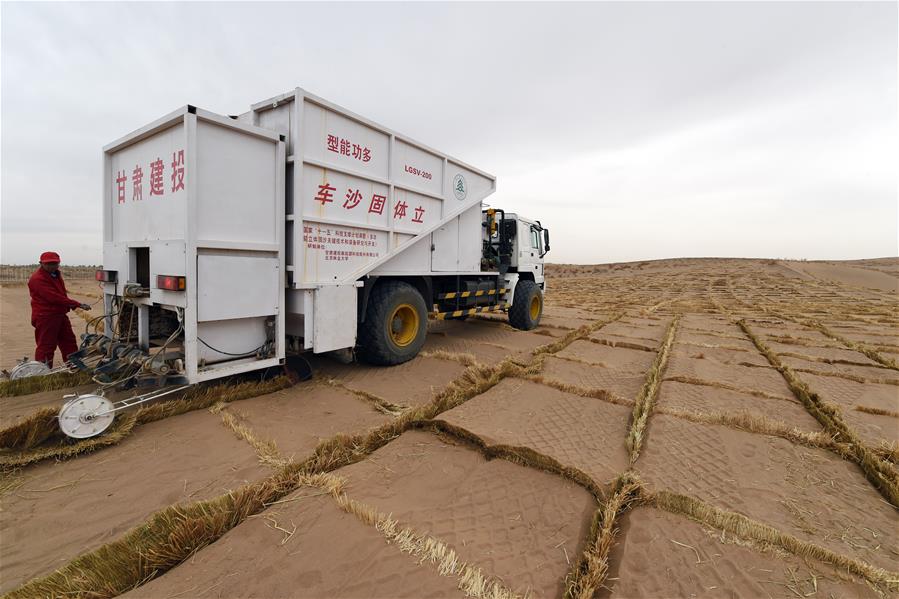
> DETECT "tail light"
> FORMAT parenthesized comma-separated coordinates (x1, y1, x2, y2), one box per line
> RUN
(157, 275, 186, 291)
(95, 269, 117, 282)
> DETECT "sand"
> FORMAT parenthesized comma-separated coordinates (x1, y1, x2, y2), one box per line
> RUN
(637, 415, 898, 571)
(439, 378, 633, 489)
(309, 355, 468, 409)
(783, 260, 899, 293)
(123, 492, 469, 599)
(606, 507, 879, 598)
(656, 380, 822, 431)
(2, 258, 897, 597)
(336, 430, 595, 598)
(219, 382, 392, 461)
(0, 409, 267, 592)
(425, 318, 560, 362)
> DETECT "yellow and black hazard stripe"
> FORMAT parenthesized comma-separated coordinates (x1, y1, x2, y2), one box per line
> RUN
(437, 287, 507, 300)
(434, 303, 509, 320)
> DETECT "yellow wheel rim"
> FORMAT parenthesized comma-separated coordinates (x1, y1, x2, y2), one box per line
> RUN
(529, 294, 542, 320)
(388, 303, 419, 347)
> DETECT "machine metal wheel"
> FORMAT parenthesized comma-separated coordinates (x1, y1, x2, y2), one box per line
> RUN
(9, 360, 51, 379)
(508, 280, 543, 330)
(358, 281, 428, 365)
(58, 394, 115, 439)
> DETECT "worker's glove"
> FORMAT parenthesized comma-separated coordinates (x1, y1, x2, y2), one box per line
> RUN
(79, 303, 92, 310)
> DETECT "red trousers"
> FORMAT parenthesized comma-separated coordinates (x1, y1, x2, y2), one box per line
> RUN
(33, 313, 77, 366)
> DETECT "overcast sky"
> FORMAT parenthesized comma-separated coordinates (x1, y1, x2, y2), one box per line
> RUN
(1, 1, 896, 265)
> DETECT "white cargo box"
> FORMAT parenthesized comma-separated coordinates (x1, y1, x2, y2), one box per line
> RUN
(101, 106, 286, 383)
(101, 90, 500, 376)
(241, 88, 496, 352)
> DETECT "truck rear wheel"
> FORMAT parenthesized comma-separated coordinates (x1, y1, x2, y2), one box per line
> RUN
(358, 281, 428, 365)
(508, 280, 543, 330)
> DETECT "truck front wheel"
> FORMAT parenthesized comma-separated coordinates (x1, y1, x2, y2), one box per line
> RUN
(358, 281, 428, 365)
(508, 280, 543, 330)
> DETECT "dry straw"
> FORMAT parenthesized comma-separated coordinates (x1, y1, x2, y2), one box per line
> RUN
(535, 313, 625, 356)
(135, 376, 293, 425)
(0, 376, 292, 469)
(663, 374, 796, 402)
(777, 350, 889, 370)
(218, 410, 287, 470)
(626, 315, 680, 463)
(0, 407, 60, 450)
(549, 353, 610, 369)
(791, 366, 899, 386)
(420, 349, 480, 367)
(855, 405, 899, 419)
(765, 333, 845, 349)
(587, 336, 656, 353)
(423, 419, 604, 499)
(648, 489, 899, 593)
(729, 289, 898, 371)
(523, 374, 633, 408)
(0, 414, 138, 469)
(319, 479, 525, 599)
(564, 474, 643, 599)
(653, 406, 843, 453)
(4, 308, 631, 598)
(739, 319, 899, 507)
(874, 442, 899, 464)
(801, 319, 899, 371)
(6, 470, 299, 599)
(0, 370, 93, 398)
(7, 355, 525, 598)
(324, 378, 408, 416)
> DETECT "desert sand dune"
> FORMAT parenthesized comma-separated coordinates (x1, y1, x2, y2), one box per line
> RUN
(2, 258, 897, 598)
(782, 260, 899, 293)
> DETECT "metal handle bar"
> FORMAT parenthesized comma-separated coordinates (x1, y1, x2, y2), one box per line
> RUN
(92, 385, 190, 417)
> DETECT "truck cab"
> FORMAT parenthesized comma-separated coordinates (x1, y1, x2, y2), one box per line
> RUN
(481, 209, 549, 286)
(513, 214, 548, 288)
(476, 209, 550, 332)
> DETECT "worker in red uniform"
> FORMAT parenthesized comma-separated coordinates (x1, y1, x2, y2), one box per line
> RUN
(28, 252, 92, 367)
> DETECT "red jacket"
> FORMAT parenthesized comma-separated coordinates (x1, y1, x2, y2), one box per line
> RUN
(28, 268, 81, 318)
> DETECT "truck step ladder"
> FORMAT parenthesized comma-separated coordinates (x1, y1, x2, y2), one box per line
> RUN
(435, 287, 507, 300)
(433, 302, 509, 320)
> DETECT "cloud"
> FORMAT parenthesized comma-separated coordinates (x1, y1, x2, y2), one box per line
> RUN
(1, 2, 896, 264)
(496, 85, 898, 262)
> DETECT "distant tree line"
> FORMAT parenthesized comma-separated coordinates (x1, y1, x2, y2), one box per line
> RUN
(0, 264, 100, 282)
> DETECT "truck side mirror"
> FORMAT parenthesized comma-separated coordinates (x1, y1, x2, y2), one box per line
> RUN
(543, 229, 550, 253)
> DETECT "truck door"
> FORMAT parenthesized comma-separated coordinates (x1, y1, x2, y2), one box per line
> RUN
(518, 221, 544, 283)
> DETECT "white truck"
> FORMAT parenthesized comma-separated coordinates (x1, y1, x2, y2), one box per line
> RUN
(76, 88, 550, 392)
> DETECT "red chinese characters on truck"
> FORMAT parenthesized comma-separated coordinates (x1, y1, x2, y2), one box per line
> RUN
(116, 171, 128, 204)
(369, 194, 386, 215)
(343, 188, 363, 209)
(326, 134, 371, 163)
(132, 166, 144, 202)
(115, 149, 186, 206)
(313, 181, 427, 225)
(314, 183, 336, 204)
(171, 150, 185, 192)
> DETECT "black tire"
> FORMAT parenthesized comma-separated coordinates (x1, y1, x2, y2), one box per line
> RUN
(358, 281, 428, 365)
(508, 280, 543, 330)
